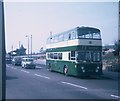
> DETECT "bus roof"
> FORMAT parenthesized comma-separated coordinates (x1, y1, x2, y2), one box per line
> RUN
(77, 26, 100, 36)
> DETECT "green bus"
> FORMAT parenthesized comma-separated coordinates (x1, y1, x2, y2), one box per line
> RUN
(46, 26, 103, 76)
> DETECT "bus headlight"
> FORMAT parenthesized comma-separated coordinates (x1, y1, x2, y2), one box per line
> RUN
(75, 65, 77, 68)
(81, 66, 84, 70)
(97, 66, 100, 69)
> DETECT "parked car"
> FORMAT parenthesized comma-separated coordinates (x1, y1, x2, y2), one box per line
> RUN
(12, 56, 22, 66)
(21, 57, 36, 69)
(6, 56, 12, 64)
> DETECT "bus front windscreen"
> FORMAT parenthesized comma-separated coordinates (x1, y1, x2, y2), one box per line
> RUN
(76, 51, 101, 62)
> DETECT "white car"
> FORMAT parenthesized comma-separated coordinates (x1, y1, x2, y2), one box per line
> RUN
(21, 57, 36, 69)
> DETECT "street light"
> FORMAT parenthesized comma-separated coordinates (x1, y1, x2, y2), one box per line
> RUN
(26, 35, 32, 58)
(26, 35, 29, 57)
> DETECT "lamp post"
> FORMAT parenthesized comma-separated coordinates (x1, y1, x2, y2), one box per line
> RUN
(26, 35, 29, 57)
(0, 1, 6, 100)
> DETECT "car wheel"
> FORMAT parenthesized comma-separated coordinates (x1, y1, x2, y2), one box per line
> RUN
(22, 64, 24, 68)
(33, 67, 36, 69)
(24, 65, 27, 69)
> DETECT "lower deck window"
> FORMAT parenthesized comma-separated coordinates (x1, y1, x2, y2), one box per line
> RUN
(58, 53, 62, 59)
(69, 51, 75, 60)
(47, 53, 62, 60)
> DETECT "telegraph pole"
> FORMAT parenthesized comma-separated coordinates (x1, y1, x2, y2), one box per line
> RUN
(0, 1, 6, 100)
(11, 45, 13, 58)
(26, 35, 29, 57)
(19, 41, 21, 49)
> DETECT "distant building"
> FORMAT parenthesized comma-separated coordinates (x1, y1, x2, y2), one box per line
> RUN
(8, 44, 26, 56)
(102, 45, 115, 50)
(102, 45, 115, 55)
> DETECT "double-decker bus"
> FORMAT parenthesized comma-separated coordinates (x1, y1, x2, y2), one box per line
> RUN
(46, 26, 103, 76)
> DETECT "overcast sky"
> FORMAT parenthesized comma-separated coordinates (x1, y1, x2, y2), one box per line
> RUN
(4, 1, 118, 53)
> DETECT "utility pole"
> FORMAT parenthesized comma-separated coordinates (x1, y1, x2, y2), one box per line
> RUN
(50, 31, 52, 39)
(11, 45, 13, 58)
(19, 41, 21, 49)
(26, 35, 29, 57)
(118, 1, 120, 70)
(0, 1, 6, 100)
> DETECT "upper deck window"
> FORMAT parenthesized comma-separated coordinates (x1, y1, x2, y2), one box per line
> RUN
(54, 36, 58, 43)
(78, 32, 101, 39)
(58, 34, 64, 42)
(85, 33, 93, 38)
(85, 34, 90, 38)
(78, 35, 85, 38)
(64, 33, 69, 41)
(46, 27, 101, 44)
(93, 33, 101, 39)
(71, 31, 77, 39)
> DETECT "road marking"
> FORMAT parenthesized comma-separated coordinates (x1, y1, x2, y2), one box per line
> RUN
(11, 67, 17, 70)
(36, 66, 42, 69)
(61, 81, 88, 90)
(21, 70, 30, 74)
(34, 74, 50, 79)
(111, 94, 120, 99)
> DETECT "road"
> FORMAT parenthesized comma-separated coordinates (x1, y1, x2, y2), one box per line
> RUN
(6, 60, 119, 100)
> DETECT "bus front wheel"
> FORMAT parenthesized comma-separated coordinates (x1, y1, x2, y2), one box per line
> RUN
(48, 63, 52, 72)
(64, 66, 68, 75)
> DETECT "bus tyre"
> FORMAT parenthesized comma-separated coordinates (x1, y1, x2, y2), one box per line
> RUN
(22, 64, 24, 68)
(64, 67, 68, 76)
(49, 64, 52, 72)
(49, 67, 52, 72)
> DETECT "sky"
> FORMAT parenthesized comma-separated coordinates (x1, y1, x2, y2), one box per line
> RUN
(4, 1, 118, 53)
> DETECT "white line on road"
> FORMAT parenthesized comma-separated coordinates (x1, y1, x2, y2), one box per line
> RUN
(21, 70, 30, 74)
(34, 74, 50, 79)
(61, 81, 88, 90)
(111, 94, 120, 99)
(11, 67, 17, 70)
(36, 66, 42, 69)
